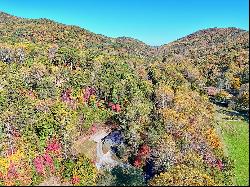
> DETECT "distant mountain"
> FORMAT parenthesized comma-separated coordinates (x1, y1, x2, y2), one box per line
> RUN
(0, 11, 155, 57)
(1, 11, 248, 59)
(159, 27, 248, 57)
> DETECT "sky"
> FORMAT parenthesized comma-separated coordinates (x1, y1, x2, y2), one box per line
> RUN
(0, 0, 249, 46)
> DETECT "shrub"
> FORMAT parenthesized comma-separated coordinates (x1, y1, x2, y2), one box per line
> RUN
(149, 164, 217, 186)
(71, 154, 97, 186)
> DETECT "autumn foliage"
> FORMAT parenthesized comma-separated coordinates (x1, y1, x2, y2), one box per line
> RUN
(0, 12, 248, 186)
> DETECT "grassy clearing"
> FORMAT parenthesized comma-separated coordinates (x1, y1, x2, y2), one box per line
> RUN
(216, 107, 249, 186)
(73, 139, 97, 160)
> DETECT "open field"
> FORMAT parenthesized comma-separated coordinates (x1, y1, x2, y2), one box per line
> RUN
(216, 107, 249, 186)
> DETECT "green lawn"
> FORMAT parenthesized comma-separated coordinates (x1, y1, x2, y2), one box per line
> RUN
(218, 117, 249, 186)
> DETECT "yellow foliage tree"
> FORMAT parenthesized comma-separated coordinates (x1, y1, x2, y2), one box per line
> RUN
(231, 77, 241, 91)
(149, 164, 217, 186)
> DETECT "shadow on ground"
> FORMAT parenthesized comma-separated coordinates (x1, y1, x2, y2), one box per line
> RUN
(217, 107, 249, 123)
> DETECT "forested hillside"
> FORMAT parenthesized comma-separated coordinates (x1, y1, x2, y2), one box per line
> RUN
(158, 28, 249, 109)
(0, 12, 249, 186)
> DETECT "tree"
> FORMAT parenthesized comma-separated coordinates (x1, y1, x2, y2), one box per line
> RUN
(149, 164, 217, 186)
(110, 165, 145, 186)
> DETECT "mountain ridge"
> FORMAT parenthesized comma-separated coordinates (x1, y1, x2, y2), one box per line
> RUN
(1, 11, 248, 49)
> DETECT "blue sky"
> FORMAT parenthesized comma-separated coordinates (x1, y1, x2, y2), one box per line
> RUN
(0, 0, 249, 46)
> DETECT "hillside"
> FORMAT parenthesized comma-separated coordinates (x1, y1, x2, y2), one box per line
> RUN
(156, 27, 249, 111)
(0, 11, 156, 58)
(0, 11, 249, 186)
